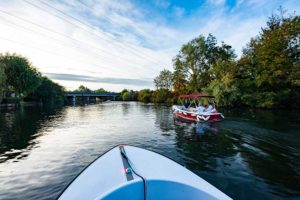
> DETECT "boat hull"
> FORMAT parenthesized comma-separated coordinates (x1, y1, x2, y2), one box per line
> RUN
(174, 111, 223, 122)
(58, 145, 231, 200)
(172, 106, 224, 122)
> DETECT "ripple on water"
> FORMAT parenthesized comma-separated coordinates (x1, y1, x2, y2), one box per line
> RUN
(0, 103, 299, 200)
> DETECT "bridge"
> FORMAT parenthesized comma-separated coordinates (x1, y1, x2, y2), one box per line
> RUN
(66, 92, 120, 102)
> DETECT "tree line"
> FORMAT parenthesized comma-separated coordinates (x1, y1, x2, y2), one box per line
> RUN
(0, 53, 66, 105)
(117, 11, 299, 108)
(71, 85, 108, 93)
(151, 11, 299, 109)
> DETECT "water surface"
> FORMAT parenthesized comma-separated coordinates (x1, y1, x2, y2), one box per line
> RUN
(0, 102, 299, 199)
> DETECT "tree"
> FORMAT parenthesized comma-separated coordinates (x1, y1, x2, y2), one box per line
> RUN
(120, 89, 137, 101)
(74, 85, 91, 93)
(151, 89, 173, 103)
(120, 89, 129, 96)
(172, 57, 187, 95)
(154, 69, 173, 90)
(30, 77, 66, 104)
(173, 34, 235, 93)
(238, 11, 300, 108)
(151, 9, 299, 109)
(0, 53, 41, 96)
(137, 89, 151, 103)
(0, 62, 6, 103)
(205, 59, 239, 106)
(122, 91, 131, 101)
(95, 88, 106, 93)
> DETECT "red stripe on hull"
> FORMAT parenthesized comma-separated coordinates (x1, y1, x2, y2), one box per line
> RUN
(175, 112, 223, 122)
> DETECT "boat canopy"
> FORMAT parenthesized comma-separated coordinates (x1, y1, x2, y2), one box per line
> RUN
(179, 94, 215, 99)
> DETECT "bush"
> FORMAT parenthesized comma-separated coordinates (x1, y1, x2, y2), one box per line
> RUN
(151, 89, 173, 103)
(137, 89, 151, 103)
(122, 92, 131, 101)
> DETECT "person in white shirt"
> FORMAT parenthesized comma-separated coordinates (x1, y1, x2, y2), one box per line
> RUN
(205, 103, 214, 112)
(196, 103, 205, 113)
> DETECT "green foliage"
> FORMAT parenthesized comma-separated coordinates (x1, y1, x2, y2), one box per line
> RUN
(120, 89, 137, 101)
(120, 88, 173, 104)
(172, 57, 187, 95)
(29, 77, 66, 104)
(205, 59, 239, 107)
(0, 53, 41, 96)
(95, 88, 106, 93)
(154, 69, 173, 90)
(152, 69, 174, 103)
(0, 53, 66, 105)
(74, 85, 92, 93)
(120, 89, 128, 101)
(173, 34, 235, 93)
(237, 12, 300, 108)
(120, 89, 128, 96)
(122, 91, 131, 101)
(137, 89, 152, 103)
(168, 10, 300, 109)
(0, 62, 6, 103)
(151, 89, 173, 103)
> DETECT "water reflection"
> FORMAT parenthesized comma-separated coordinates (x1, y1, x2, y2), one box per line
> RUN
(0, 106, 65, 163)
(121, 102, 130, 115)
(224, 108, 300, 132)
(172, 111, 300, 199)
(0, 103, 299, 200)
(154, 104, 173, 133)
(174, 118, 219, 136)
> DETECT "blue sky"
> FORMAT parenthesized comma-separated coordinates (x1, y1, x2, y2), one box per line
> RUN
(0, 0, 299, 91)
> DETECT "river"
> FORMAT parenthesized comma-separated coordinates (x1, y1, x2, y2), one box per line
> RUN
(0, 102, 299, 200)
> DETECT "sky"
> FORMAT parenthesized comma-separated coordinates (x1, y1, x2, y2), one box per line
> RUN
(0, 0, 299, 91)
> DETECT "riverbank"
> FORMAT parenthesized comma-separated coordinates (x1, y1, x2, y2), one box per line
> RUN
(0, 53, 66, 107)
(0, 101, 47, 110)
(0, 103, 18, 110)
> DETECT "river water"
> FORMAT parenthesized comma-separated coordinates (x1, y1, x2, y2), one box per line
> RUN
(0, 102, 299, 200)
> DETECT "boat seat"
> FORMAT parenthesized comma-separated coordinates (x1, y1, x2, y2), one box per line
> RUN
(100, 179, 221, 200)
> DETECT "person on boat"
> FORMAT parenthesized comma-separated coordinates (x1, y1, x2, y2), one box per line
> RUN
(211, 102, 217, 112)
(184, 100, 190, 109)
(205, 102, 214, 112)
(196, 103, 205, 113)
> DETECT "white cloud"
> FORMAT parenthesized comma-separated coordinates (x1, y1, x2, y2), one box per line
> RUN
(0, 0, 299, 91)
(207, 0, 226, 6)
(0, 0, 174, 91)
(154, 0, 171, 9)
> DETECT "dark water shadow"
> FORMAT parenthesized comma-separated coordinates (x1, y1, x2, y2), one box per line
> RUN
(0, 105, 65, 163)
(171, 108, 300, 199)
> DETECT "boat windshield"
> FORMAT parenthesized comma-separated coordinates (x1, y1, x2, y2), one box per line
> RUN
(178, 94, 215, 109)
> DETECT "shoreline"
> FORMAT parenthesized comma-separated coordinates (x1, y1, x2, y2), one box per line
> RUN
(0, 101, 43, 110)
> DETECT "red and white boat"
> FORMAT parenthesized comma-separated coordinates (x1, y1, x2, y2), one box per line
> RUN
(172, 94, 224, 122)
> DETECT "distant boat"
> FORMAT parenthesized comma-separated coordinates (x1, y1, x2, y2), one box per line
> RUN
(58, 145, 231, 200)
(172, 94, 224, 122)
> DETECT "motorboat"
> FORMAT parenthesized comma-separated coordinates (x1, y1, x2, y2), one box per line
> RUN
(172, 94, 224, 122)
(58, 145, 231, 200)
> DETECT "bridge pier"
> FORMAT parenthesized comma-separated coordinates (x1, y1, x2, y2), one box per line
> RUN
(70, 96, 76, 106)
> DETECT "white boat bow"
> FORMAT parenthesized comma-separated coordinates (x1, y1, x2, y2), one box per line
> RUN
(58, 145, 231, 200)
